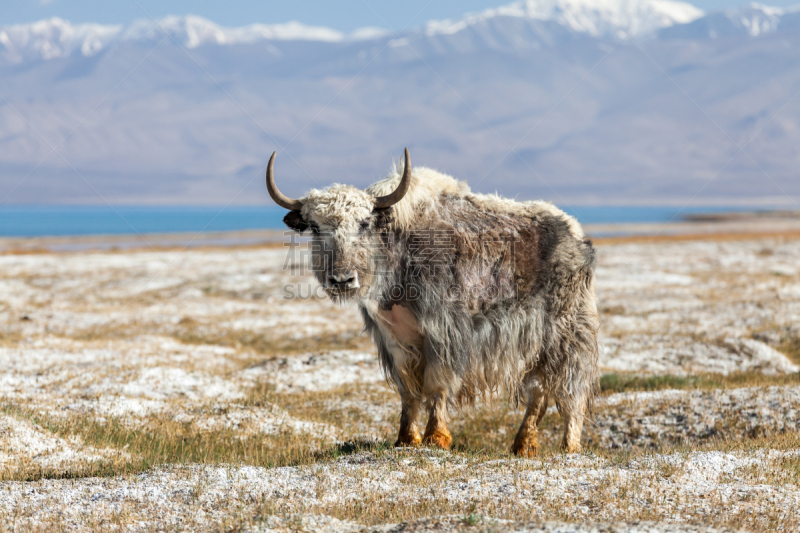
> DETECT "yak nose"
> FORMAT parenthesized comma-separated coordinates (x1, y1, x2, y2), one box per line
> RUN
(327, 272, 359, 290)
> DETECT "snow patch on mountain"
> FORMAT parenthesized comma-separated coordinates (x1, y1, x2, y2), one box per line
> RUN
(424, 0, 704, 39)
(0, 15, 388, 64)
(120, 15, 349, 47)
(0, 0, 709, 64)
(660, 3, 800, 39)
(5, 2, 795, 65)
(0, 17, 121, 63)
(731, 3, 785, 36)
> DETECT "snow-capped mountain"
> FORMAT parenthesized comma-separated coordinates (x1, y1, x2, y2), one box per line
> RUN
(3, 1, 795, 66)
(0, 18, 121, 63)
(424, 0, 703, 39)
(661, 3, 800, 39)
(0, 0, 705, 65)
(0, 16, 386, 64)
(0, 1, 799, 205)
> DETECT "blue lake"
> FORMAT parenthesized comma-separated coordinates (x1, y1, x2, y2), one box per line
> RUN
(0, 205, 777, 238)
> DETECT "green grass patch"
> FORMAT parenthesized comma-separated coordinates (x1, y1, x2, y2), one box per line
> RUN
(600, 371, 800, 394)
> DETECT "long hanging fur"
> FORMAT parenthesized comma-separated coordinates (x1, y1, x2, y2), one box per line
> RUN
(298, 161, 600, 421)
(358, 167, 599, 413)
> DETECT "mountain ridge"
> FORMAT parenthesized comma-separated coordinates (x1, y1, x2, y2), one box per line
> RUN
(0, 1, 798, 205)
(0, 0, 709, 64)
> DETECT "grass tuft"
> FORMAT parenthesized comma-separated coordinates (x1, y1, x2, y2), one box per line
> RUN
(0, 402, 337, 481)
(779, 335, 800, 366)
(173, 322, 371, 356)
(600, 371, 800, 394)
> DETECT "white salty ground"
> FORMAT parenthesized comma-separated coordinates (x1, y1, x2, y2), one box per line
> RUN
(590, 385, 800, 448)
(0, 235, 799, 530)
(1, 448, 790, 531)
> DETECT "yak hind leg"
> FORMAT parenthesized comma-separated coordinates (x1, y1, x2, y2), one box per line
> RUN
(554, 391, 587, 454)
(395, 393, 422, 447)
(512, 375, 549, 457)
(421, 392, 452, 449)
(561, 402, 586, 454)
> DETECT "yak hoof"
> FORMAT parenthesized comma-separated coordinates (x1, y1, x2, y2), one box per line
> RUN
(422, 428, 452, 450)
(511, 435, 539, 457)
(562, 443, 581, 454)
(395, 431, 422, 447)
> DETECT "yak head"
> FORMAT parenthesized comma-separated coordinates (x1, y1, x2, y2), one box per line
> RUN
(267, 149, 411, 303)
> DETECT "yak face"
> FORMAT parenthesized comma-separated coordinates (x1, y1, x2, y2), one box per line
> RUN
(267, 148, 410, 304)
(284, 185, 392, 303)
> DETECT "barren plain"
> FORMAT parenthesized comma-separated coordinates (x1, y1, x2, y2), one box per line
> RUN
(1, 222, 800, 532)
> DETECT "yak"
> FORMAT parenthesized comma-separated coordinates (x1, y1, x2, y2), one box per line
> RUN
(267, 149, 599, 455)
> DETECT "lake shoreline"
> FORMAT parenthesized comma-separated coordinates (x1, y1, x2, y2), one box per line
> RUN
(1, 210, 799, 253)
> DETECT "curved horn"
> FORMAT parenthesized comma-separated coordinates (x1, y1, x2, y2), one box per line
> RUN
(266, 151, 304, 211)
(374, 148, 411, 209)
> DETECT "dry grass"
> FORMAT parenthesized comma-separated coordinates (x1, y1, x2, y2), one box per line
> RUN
(0, 456, 127, 484)
(592, 229, 800, 245)
(0, 329, 22, 347)
(2, 236, 800, 530)
(111, 241, 288, 254)
(252, 488, 538, 530)
(600, 371, 800, 394)
(66, 318, 370, 359)
(245, 432, 800, 531)
(4, 387, 800, 530)
(0, 400, 375, 482)
(724, 453, 800, 487)
(0, 241, 288, 257)
(0, 247, 51, 255)
(0, 381, 397, 482)
(779, 335, 800, 366)
(4, 364, 797, 483)
(449, 393, 800, 460)
(450, 405, 523, 455)
(245, 382, 398, 430)
(2, 359, 797, 482)
(173, 318, 371, 356)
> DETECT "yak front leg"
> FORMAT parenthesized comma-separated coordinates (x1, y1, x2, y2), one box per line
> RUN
(422, 392, 452, 449)
(512, 376, 549, 457)
(395, 394, 422, 447)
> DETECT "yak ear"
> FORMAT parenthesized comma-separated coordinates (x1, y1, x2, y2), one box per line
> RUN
(283, 210, 308, 233)
(372, 206, 393, 230)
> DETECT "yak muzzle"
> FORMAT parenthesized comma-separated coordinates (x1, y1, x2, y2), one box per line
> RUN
(326, 272, 360, 292)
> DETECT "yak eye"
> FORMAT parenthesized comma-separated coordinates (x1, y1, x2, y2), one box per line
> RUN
(359, 220, 370, 232)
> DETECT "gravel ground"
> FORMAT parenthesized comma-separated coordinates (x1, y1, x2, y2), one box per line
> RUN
(0, 234, 799, 530)
(260, 516, 745, 532)
(3, 449, 795, 531)
(587, 386, 800, 449)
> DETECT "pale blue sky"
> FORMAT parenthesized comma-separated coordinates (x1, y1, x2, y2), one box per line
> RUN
(3, 0, 800, 30)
